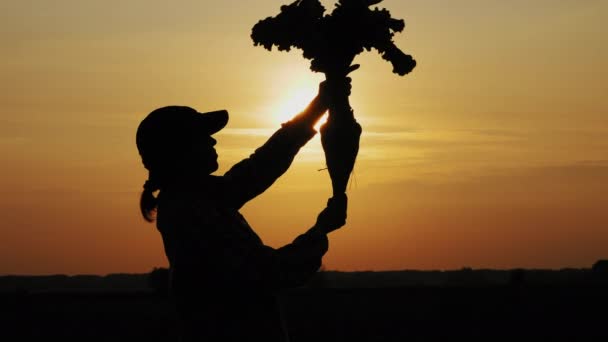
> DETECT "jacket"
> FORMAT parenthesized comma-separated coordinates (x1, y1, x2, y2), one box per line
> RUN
(155, 119, 329, 341)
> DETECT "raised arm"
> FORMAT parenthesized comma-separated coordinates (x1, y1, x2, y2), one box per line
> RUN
(223, 92, 327, 209)
(168, 195, 347, 291)
(224, 78, 354, 209)
(240, 193, 347, 289)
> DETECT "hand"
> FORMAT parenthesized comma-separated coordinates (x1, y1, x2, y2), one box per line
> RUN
(318, 64, 359, 110)
(315, 193, 348, 234)
(286, 65, 358, 128)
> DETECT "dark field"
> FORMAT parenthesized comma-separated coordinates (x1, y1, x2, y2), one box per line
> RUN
(3, 283, 607, 341)
(3, 265, 607, 341)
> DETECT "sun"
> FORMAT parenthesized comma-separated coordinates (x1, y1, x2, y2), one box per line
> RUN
(270, 86, 328, 131)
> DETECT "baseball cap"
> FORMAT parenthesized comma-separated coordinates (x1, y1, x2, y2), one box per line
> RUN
(136, 106, 228, 169)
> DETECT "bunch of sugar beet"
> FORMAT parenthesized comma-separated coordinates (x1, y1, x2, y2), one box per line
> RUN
(252, 0, 416, 195)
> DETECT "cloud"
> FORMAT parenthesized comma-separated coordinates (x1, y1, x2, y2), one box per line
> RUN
(0, 120, 34, 148)
(218, 128, 274, 137)
(0, 137, 30, 146)
(213, 125, 608, 189)
(363, 159, 608, 198)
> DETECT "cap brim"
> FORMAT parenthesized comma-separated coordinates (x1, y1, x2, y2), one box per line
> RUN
(197, 109, 228, 135)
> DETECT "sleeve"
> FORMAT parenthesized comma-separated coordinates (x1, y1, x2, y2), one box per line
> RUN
(249, 227, 329, 290)
(226, 224, 330, 290)
(223, 120, 317, 209)
(176, 216, 329, 292)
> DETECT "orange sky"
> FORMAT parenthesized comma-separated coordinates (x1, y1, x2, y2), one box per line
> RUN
(1, 0, 607, 275)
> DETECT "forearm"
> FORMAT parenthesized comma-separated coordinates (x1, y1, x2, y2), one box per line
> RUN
(207, 227, 327, 291)
(274, 227, 329, 288)
(286, 95, 327, 129)
(223, 117, 318, 208)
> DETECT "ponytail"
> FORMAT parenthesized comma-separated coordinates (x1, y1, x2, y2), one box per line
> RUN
(140, 178, 159, 222)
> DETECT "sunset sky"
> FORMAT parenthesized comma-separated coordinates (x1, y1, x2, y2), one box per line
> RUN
(1, 0, 607, 275)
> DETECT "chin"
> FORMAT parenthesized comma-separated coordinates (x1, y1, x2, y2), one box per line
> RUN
(208, 161, 219, 174)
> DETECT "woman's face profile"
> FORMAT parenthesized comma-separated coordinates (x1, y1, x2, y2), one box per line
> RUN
(185, 133, 219, 175)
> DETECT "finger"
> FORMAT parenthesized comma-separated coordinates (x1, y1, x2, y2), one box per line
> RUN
(346, 64, 360, 75)
(333, 193, 347, 205)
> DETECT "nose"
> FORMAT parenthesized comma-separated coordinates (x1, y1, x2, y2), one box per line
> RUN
(209, 137, 217, 147)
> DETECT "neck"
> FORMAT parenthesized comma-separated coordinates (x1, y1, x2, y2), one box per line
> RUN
(161, 174, 218, 192)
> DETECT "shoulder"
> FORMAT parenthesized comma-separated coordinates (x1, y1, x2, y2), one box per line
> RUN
(156, 189, 219, 233)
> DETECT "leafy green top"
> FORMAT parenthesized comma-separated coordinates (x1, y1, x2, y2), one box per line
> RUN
(252, 0, 416, 77)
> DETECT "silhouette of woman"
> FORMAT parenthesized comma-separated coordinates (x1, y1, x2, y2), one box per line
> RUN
(135, 79, 352, 341)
